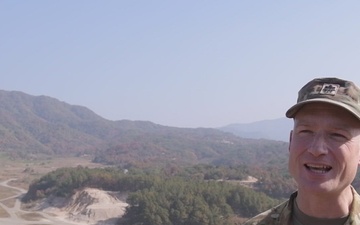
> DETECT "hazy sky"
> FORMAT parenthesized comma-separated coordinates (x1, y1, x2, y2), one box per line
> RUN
(1, 1, 360, 128)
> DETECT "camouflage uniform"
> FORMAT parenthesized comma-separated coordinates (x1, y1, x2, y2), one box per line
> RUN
(242, 187, 360, 225)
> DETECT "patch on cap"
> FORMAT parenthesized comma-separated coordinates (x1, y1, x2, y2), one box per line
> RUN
(319, 83, 340, 95)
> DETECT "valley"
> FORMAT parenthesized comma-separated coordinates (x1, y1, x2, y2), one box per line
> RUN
(0, 90, 295, 224)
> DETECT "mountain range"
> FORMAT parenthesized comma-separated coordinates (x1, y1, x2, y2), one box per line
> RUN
(219, 118, 293, 142)
(0, 90, 290, 169)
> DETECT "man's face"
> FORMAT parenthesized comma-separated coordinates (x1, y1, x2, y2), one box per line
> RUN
(288, 102, 360, 195)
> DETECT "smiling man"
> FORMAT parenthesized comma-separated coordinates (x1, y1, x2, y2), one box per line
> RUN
(243, 77, 360, 225)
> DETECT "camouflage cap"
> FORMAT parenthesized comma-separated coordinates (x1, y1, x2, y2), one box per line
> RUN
(286, 77, 360, 120)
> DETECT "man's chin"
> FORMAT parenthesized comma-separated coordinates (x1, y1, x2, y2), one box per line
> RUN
(297, 180, 336, 194)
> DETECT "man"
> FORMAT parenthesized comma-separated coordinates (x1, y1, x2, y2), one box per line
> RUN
(243, 77, 360, 225)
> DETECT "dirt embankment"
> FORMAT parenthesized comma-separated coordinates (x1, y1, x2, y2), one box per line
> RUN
(31, 188, 129, 225)
(0, 157, 129, 225)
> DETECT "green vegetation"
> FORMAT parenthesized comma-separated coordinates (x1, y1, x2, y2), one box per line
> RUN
(122, 177, 279, 225)
(22, 166, 281, 225)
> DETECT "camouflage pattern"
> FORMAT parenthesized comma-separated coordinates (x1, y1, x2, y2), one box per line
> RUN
(242, 187, 360, 225)
(286, 77, 360, 121)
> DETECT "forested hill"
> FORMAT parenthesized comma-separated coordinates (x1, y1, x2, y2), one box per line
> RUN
(0, 90, 289, 169)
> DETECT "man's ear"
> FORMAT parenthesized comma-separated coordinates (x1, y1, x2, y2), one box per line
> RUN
(288, 130, 293, 152)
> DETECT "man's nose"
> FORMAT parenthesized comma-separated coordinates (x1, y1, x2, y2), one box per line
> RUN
(307, 133, 328, 156)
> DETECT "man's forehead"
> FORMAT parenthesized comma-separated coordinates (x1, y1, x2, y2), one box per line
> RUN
(294, 103, 360, 128)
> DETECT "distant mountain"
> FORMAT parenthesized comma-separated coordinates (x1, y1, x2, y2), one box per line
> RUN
(0, 90, 117, 156)
(218, 118, 293, 142)
(0, 90, 289, 170)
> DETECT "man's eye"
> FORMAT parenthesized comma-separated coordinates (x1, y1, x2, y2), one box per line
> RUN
(331, 133, 347, 140)
(299, 129, 312, 134)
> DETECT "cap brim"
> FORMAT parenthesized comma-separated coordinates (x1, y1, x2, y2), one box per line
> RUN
(285, 98, 360, 120)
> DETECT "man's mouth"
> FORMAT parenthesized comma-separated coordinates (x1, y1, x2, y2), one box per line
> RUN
(305, 164, 332, 174)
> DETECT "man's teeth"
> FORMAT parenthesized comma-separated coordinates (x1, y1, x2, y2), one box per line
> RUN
(305, 164, 332, 173)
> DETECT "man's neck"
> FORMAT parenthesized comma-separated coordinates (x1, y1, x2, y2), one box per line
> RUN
(296, 186, 353, 219)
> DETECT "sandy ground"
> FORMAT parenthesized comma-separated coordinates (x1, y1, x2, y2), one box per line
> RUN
(0, 157, 128, 225)
(0, 179, 86, 225)
(37, 188, 128, 225)
(0, 178, 128, 225)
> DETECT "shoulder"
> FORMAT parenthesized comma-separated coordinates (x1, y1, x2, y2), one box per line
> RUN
(242, 208, 278, 225)
(242, 197, 294, 225)
(349, 186, 360, 222)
